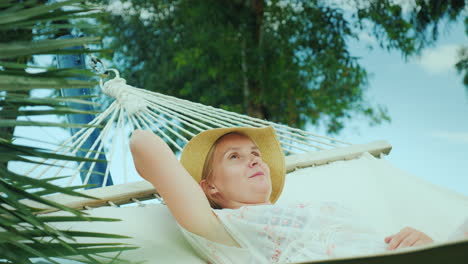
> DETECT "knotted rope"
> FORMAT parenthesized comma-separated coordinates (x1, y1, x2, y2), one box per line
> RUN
(102, 71, 148, 115)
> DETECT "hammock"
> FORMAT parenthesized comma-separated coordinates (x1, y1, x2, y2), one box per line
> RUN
(19, 71, 468, 263)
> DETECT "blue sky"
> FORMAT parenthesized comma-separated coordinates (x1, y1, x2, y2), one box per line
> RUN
(333, 20, 468, 196)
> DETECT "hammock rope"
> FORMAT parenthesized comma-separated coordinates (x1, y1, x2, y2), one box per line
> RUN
(23, 102, 118, 180)
(22, 69, 352, 188)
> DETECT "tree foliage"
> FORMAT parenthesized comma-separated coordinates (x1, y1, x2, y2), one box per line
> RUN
(94, 0, 466, 133)
(455, 17, 468, 90)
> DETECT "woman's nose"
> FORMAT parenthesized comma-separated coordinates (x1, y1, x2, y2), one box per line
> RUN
(248, 156, 260, 168)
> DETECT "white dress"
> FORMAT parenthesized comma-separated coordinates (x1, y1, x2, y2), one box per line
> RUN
(178, 202, 391, 264)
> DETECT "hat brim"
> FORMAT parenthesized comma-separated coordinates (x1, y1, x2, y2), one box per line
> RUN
(180, 126, 285, 203)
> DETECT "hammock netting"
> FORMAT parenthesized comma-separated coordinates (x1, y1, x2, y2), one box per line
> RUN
(18, 71, 352, 189)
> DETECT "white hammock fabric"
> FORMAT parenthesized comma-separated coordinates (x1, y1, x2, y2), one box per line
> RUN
(47, 153, 468, 264)
(18, 73, 468, 263)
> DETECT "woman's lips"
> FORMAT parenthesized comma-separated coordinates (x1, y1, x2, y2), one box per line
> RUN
(249, 171, 264, 178)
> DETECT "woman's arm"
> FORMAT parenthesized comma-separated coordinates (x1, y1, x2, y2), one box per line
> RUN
(129, 130, 239, 247)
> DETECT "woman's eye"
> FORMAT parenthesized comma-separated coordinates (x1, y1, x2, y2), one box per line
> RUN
(252, 151, 260, 157)
(229, 154, 239, 159)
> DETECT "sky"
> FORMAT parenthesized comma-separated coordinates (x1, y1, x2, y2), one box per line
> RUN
(10, 3, 468, 197)
(331, 20, 468, 196)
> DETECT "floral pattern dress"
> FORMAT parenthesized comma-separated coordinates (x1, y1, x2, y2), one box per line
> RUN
(178, 202, 391, 264)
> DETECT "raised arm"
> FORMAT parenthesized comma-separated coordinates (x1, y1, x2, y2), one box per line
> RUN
(129, 130, 238, 246)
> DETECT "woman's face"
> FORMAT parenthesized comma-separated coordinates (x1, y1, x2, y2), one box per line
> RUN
(208, 133, 272, 208)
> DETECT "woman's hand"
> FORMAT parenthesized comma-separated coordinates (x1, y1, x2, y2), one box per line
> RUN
(385, 227, 433, 250)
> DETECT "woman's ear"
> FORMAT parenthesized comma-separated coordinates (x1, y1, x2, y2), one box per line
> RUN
(200, 179, 218, 195)
(200, 179, 223, 209)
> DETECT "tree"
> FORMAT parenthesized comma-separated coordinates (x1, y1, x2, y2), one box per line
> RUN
(455, 17, 468, 90)
(456, 46, 468, 89)
(93, 0, 466, 134)
(0, 0, 136, 263)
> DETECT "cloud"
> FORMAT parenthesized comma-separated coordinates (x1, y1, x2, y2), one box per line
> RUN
(430, 131, 468, 144)
(416, 44, 460, 74)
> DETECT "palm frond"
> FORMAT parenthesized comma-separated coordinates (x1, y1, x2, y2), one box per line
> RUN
(0, 0, 138, 263)
(0, 37, 101, 59)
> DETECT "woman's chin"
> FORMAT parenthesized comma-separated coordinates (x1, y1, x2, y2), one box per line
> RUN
(249, 184, 272, 199)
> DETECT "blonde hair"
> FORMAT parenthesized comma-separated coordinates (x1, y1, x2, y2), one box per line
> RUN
(201, 132, 246, 209)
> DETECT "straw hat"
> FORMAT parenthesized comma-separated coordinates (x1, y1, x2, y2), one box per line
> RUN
(180, 126, 285, 203)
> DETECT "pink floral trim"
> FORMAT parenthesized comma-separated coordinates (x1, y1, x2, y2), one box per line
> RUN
(271, 249, 282, 262)
(326, 244, 336, 256)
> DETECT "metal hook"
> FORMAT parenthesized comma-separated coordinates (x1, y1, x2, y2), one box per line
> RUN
(83, 44, 107, 74)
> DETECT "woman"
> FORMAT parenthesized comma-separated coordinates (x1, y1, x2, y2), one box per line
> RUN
(130, 126, 435, 263)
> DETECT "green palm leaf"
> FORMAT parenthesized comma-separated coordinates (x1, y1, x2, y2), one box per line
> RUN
(0, 74, 99, 90)
(0, 0, 138, 263)
(0, 0, 94, 25)
(0, 37, 101, 59)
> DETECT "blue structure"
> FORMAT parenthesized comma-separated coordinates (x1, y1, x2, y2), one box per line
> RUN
(56, 35, 113, 188)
